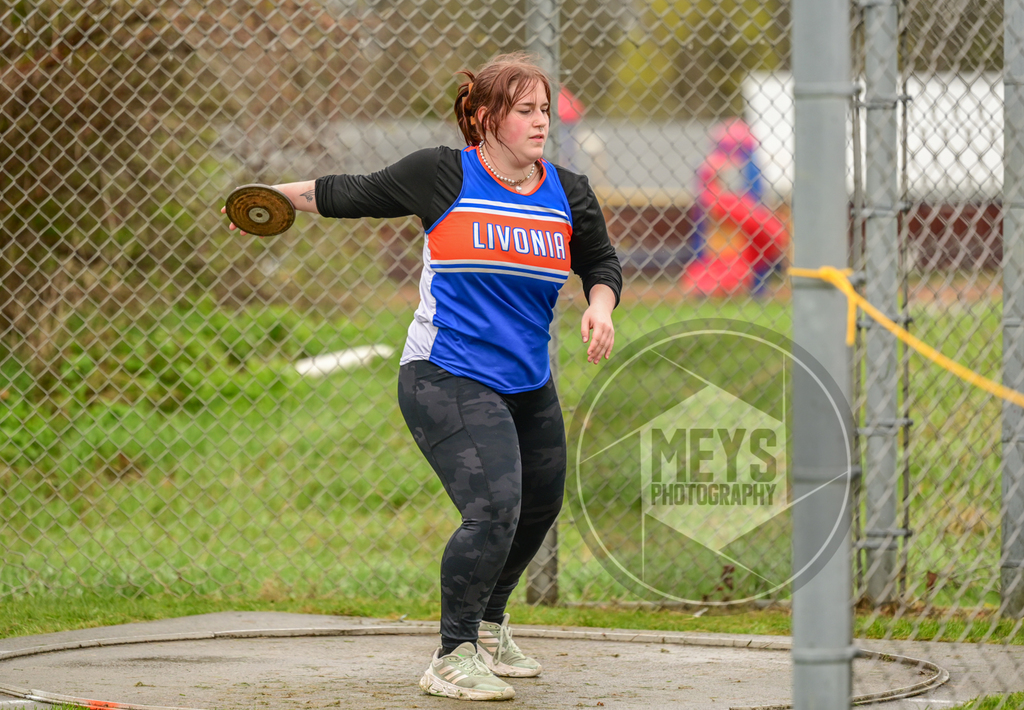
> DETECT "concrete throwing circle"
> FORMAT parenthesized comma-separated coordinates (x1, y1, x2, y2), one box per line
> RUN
(0, 624, 946, 710)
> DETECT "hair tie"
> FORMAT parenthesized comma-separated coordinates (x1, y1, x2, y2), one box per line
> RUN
(465, 82, 477, 127)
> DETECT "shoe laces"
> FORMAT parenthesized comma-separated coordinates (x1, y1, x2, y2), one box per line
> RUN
(449, 650, 494, 677)
(496, 625, 528, 663)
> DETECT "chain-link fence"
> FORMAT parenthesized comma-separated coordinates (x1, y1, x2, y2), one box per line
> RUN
(2, 0, 1024, 705)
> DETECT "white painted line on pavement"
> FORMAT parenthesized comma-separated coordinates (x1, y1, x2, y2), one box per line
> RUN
(904, 700, 958, 705)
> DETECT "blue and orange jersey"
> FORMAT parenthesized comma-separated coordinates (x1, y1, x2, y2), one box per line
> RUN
(400, 146, 574, 393)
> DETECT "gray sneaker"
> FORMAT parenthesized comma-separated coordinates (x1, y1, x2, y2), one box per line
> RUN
(419, 641, 516, 701)
(477, 614, 542, 677)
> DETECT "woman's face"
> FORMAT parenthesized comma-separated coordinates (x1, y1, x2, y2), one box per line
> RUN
(489, 81, 550, 166)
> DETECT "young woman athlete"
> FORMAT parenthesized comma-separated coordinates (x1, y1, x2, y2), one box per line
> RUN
(223, 53, 621, 701)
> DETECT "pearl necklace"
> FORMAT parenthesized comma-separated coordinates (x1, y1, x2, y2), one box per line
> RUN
(479, 143, 537, 192)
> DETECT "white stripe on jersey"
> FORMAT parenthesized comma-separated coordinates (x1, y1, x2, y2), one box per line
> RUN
(459, 197, 569, 219)
(431, 258, 570, 277)
(449, 206, 571, 227)
(431, 266, 568, 283)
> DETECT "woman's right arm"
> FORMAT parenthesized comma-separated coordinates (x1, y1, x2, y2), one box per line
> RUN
(274, 180, 320, 213)
(314, 148, 446, 222)
(223, 147, 456, 235)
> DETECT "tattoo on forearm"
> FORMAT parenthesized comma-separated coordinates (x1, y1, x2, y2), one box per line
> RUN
(300, 189, 315, 203)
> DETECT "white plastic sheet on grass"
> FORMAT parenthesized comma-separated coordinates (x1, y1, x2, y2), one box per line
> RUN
(294, 345, 395, 377)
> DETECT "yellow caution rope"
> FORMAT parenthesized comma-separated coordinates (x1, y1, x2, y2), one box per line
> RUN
(788, 266, 1024, 409)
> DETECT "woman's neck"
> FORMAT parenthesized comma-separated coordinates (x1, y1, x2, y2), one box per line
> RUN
(480, 142, 540, 190)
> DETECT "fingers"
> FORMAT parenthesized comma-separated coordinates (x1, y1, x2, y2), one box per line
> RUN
(581, 311, 614, 364)
(587, 326, 613, 363)
(221, 205, 248, 236)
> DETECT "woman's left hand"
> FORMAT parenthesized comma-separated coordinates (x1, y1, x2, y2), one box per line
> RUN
(581, 284, 616, 364)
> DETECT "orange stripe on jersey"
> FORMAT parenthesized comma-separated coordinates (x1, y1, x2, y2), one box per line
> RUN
(428, 211, 572, 272)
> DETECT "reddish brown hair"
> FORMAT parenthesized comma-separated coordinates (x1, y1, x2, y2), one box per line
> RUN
(454, 52, 552, 147)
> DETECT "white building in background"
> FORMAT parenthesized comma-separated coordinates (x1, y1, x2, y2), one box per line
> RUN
(220, 71, 1004, 209)
(743, 71, 1005, 203)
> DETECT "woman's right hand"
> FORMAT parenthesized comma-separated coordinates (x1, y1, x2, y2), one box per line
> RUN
(220, 205, 248, 236)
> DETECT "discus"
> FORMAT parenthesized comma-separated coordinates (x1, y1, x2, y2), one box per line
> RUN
(224, 184, 296, 237)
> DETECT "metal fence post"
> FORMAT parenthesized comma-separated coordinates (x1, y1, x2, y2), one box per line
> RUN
(527, 0, 561, 606)
(792, 0, 854, 705)
(1002, 0, 1024, 619)
(861, 0, 903, 605)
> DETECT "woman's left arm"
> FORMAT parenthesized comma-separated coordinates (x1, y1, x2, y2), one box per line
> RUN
(556, 166, 623, 365)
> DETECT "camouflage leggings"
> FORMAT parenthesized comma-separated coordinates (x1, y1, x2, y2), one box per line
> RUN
(397, 359, 566, 649)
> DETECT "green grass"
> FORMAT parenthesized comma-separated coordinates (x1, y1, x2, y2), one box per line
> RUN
(0, 284, 1017, 637)
(949, 693, 1024, 710)
(2, 591, 1022, 646)
(0, 592, 794, 640)
(0, 293, 795, 603)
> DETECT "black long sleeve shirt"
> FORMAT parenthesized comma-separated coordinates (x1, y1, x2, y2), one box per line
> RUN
(314, 146, 622, 305)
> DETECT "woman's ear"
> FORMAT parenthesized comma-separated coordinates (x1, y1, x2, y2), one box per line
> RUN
(473, 106, 486, 131)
